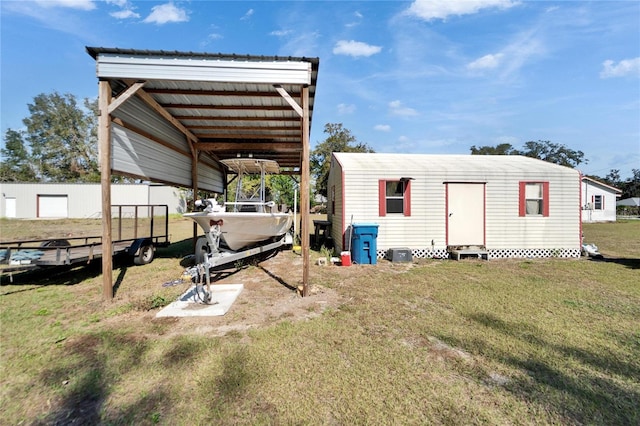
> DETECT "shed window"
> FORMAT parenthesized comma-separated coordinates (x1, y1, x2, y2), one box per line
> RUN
(593, 195, 603, 210)
(519, 182, 549, 217)
(379, 179, 411, 216)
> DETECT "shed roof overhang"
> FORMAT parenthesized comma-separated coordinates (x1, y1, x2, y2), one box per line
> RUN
(86, 47, 319, 173)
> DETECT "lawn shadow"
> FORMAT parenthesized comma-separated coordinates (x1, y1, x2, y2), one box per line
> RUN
(590, 256, 640, 269)
(36, 332, 151, 425)
(0, 255, 133, 292)
(437, 312, 640, 424)
(257, 264, 297, 291)
(155, 237, 195, 260)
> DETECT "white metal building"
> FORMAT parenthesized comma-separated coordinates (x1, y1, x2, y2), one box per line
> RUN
(581, 176, 621, 222)
(0, 183, 185, 219)
(327, 153, 582, 260)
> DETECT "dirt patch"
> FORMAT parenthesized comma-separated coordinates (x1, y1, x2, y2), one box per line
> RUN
(146, 250, 355, 337)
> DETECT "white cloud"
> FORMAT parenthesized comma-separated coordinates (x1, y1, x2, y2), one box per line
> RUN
(110, 9, 139, 19)
(107, 0, 139, 19)
(241, 9, 254, 20)
(464, 29, 544, 80)
(143, 3, 189, 25)
(200, 33, 223, 48)
(270, 29, 293, 37)
(105, 0, 128, 7)
(346, 11, 363, 28)
(389, 100, 418, 116)
(333, 40, 382, 57)
(374, 124, 391, 132)
(337, 103, 356, 114)
(35, 0, 96, 10)
(406, 0, 516, 21)
(467, 53, 504, 70)
(600, 58, 640, 79)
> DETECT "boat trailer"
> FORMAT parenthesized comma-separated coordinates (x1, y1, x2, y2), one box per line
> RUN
(180, 222, 292, 304)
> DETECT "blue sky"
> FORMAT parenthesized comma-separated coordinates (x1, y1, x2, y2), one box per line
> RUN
(1, 0, 639, 179)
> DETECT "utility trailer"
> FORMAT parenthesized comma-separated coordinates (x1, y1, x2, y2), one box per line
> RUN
(0, 205, 169, 279)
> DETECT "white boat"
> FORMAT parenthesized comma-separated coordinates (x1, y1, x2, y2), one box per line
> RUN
(184, 159, 293, 252)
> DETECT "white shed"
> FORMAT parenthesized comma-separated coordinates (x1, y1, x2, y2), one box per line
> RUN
(0, 183, 185, 219)
(581, 176, 621, 222)
(327, 153, 582, 260)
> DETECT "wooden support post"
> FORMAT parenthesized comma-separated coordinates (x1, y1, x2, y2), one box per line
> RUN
(99, 80, 113, 300)
(301, 86, 311, 297)
(192, 151, 199, 250)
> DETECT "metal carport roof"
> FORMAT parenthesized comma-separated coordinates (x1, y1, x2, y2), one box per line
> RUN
(87, 47, 319, 172)
(87, 47, 319, 299)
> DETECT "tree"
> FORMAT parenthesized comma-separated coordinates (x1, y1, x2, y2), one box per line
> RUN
(311, 123, 374, 197)
(519, 140, 586, 168)
(604, 169, 622, 188)
(470, 143, 518, 155)
(470, 140, 586, 168)
(0, 129, 37, 181)
(22, 92, 99, 182)
(622, 169, 640, 198)
(268, 174, 298, 211)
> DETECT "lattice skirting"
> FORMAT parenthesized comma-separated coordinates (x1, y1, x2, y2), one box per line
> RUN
(377, 248, 581, 260)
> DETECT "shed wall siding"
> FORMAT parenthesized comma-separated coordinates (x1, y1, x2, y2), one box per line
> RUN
(327, 157, 344, 248)
(329, 153, 581, 257)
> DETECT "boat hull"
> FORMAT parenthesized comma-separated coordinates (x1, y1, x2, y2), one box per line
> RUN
(185, 211, 292, 251)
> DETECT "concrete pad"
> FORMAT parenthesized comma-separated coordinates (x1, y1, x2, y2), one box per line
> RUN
(156, 284, 243, 317)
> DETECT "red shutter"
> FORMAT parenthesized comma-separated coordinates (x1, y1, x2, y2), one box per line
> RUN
(378, 180, 386, 217)
(543, 182, 550, 217)
(519, 181, 526, 217)
(404, 180, 411, 216)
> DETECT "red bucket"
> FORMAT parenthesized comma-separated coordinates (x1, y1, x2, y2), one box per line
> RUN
(340, 251, 351, 266)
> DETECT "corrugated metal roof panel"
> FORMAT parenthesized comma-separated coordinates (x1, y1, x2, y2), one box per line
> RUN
(333, 153, 579, 176)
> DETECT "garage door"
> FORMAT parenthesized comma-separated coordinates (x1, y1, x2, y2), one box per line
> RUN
(38, 195, 68, 218)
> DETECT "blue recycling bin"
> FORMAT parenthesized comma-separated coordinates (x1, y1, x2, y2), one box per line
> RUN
(351, 223, 379, 265)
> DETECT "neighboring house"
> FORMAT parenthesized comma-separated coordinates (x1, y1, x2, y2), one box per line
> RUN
(327, 153, 582, 260)
(617, 197, 640, 216)
(0, 183, 186, 219)
(581, 176, 622, 223)
(617, 197, 640, 207)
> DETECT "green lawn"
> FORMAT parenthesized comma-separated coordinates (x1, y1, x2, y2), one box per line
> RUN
(0, 220, 638, 425)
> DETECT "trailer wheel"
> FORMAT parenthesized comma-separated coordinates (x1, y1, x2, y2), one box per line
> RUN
(195, 237, 210, 264)
(134, 244, 155, 265)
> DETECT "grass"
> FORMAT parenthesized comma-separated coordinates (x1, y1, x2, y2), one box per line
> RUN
(0, 219, 639, 424)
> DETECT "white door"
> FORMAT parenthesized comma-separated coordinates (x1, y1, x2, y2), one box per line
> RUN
(38, 195, 68, 218)
(5, 197, 16, 218)
(447, 183, 485, 246)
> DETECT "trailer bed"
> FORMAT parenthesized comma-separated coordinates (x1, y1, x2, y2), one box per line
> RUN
(1, 204, 169, 276)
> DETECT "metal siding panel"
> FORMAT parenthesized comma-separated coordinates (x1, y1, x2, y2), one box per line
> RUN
(197, 162, 225, 194)
(148, 185, 186, 214)
(113, 97, 188, 153)
(112, 124, 194, 188)
(97, 55, 312, 85)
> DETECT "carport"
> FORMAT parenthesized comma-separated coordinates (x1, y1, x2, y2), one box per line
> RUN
(86, 47, 319, 299)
